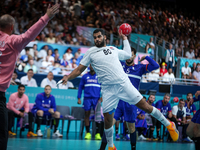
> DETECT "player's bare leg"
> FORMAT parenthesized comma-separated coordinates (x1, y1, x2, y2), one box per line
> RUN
(135, 98, 179, 142)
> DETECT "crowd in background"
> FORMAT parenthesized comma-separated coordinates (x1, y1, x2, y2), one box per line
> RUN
(1, 0, 200, 84)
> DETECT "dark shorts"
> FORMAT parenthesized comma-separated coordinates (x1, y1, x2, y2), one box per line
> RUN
(83, 97, 99, 111)
(191, 109, 200, 124)
(114, 100, 136, 123)
(31, 109, 52, 119)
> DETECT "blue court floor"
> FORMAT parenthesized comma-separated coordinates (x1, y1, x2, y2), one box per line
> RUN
(7, 134, 195, 150)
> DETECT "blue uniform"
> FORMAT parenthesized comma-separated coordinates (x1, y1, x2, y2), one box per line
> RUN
(31, 92, 56, 117)
(78, 72, 101, 111)
(155, 100, 172, 117)
(184, 102, 196, 116)
(191, 95, 200, 124)
(114, 56, 159, 122)
(135, 107, 147, 134)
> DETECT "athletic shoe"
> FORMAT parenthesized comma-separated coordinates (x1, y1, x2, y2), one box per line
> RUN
(137, 135, 147, 141)
(52, 130, 63, 138)
(187, 137, 193, 142)
(37, 130, 43, 137)
(157, 136, 163, 142)
(182, 137, 193, 143)
(147, 136, 158, 141)
(27, 131, 37, 137)
(108, 144, 117, 150)
(115, 134, 120, 140)
(166, 121, 179, 142)
(85, 132, 91, 140)
(95, 133, 101, 140)
(123, 134, 130, 141)
(8, 131, 16, 136)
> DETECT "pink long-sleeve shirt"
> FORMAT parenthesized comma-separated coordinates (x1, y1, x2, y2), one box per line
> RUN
(7, 92, 29, 115)
(0, 14, 50, 92)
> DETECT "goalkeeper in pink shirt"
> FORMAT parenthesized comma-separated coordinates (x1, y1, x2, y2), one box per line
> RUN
(7, 84, 37, 137)
(0, 3, 59, 150)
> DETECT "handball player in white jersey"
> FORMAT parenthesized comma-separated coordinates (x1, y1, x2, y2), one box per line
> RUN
(61, 28, 179, 150)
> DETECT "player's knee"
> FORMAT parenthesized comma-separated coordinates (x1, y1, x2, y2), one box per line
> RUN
(85, 111, 90, 117)
(37, 110, 44, 116)
(127, 123, 135, 133)
(54, 111, 60, 118)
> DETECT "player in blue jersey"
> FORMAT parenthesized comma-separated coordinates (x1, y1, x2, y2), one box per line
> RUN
(77, 65, 102, 140)
(187, 90, 200, 150)
(146, 94, 157, 140)
(155, 93, 175, 141)
(185, 92, 196, 120)
(99, 48, 159, 150)
(32, 85, 63, 137)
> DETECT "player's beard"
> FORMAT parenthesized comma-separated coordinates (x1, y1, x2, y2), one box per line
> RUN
(126, 58, 134, 65)
(95, 39, 105, 48)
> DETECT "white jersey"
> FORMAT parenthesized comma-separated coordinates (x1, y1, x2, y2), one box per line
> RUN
(80, 40, 131, 85)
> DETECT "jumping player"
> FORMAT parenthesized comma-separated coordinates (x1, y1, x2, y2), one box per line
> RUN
(61, 29, 179, 150)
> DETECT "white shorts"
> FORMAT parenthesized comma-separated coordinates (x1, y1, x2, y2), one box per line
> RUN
(101, 79, 143, 113)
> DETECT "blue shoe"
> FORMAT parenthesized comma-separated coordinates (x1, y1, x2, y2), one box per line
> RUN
(123, 134, 130, 141)
(115, 134, 120, 140)
(182, 137, 193, 143)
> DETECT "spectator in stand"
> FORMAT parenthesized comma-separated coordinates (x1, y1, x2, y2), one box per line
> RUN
(54, 53, 61, 64)
(52, 49, 59, 57)
(155, 93, 173, 141)
(60, 54, 69, 67)
(23, 58, 37, 73)
(20, 69, 37, 87)
(15, 55, 26, 72)
(194, 48, 200, 59)
(193, 65, 200, 85)
(7, 85, 37, 137)
(20, 48, 29, 63)
(58, 80, 74, 89)
(106, 39, 111, 46)
(84, 0, 95, 19)
(147, 64, 160, 82)
(65, 47, 74, 61)
(159, 62, 168, 77)
(163, 68, 175, 83)
(40, 71, 57, 89)
(191, 62, 197, 74)
(56, 34, 65, 45)
(182, 61, 192, 79)
(10, 71, 21, 85)
(46, 49, 55, 65)
(185, 47, 195, 59)
(38, 45, 48, 61)
(165, 44, 175, 70)
(113, 39, 122, 49)
(46, 32, 56, 44)
(29, 44, 37, 57)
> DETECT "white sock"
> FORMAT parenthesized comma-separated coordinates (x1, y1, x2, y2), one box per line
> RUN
(104, 126, 113, 147)
(150, 107, 170, 127)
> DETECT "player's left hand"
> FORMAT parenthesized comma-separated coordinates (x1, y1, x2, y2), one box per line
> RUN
(61, 75, 68, 85)
(99, 97, 103, 102)
(139, 55, 147, 62)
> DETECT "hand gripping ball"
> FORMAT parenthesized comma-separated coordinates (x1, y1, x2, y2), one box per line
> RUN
(118, 23, 132, 36)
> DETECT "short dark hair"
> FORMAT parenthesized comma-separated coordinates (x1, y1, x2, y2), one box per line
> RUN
(54, 48, 58, 52)
(28, 69, 33, 72)
(179, 99, 185, 103)
(164, 93, 171, 97)
(18, 84, 25, 89)
(187, 92, 193, 96)
(131, 47, 137, 55)
(93, 28, 105, 36)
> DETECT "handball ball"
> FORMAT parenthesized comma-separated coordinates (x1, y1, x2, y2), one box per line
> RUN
(118, 23, 132, 36)
(173, 97, 179, 103)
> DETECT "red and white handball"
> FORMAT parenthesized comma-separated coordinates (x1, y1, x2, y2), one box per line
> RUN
(118, 23, 132, 36)
(173, 97, 179, 103)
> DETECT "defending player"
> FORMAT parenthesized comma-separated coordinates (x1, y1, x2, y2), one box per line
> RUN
(77, 65, 102, 140)
(60, 28, 179, 150)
